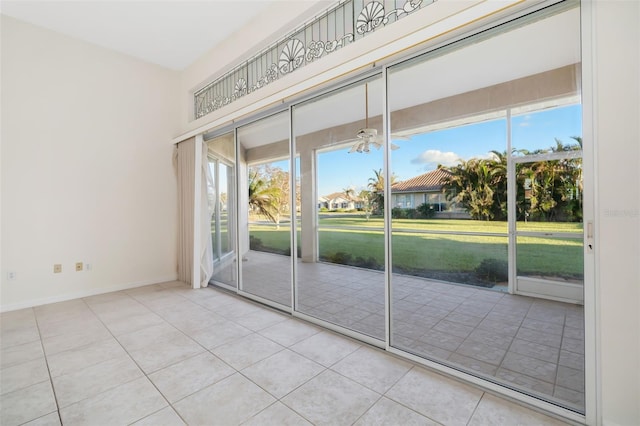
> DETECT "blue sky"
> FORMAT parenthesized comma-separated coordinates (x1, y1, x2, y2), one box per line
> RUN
(317, 104, 582, 196)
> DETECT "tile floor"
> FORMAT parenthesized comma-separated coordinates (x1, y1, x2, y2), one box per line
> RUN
(0, 280, 573, 425)
(241, 251, 585, 411)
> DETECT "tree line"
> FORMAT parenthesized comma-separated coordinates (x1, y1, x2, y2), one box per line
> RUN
(441, 137, 583, 222)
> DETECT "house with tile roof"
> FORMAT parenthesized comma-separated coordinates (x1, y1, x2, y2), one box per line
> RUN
(391, 168, 467, 217)
(318, 192, 364, 211)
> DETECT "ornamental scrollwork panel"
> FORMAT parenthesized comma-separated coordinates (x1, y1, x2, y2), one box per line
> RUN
(195, 0, 431, 119)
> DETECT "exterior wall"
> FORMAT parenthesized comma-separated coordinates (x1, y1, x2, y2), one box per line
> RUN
(0, 16, 180, 310)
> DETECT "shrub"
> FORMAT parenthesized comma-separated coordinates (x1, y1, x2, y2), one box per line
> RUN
(475, 258, 509, 282)
(249, 235, 264, 250)
(417, 202, 437, 219)
(353, 256, 383, 270)
(328, 251, 352, 264)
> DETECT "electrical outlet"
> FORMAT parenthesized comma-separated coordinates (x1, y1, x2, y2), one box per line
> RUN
(53, 264, 62, 273)
(75, 262, 83, 272)
(7, 271, 16, 280)
(85, 263, 92, 271)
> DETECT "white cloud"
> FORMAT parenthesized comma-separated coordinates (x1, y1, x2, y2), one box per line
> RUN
(411, 150, 461, 167)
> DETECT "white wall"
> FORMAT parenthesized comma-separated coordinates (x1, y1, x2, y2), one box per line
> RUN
(591, 1, 640, 425)
(1, 16, 180, 310)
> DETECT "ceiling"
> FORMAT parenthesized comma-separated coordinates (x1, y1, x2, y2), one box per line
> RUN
(0, 1, 278, 70)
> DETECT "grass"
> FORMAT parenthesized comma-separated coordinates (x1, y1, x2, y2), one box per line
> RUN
(248, 217, 584, 282)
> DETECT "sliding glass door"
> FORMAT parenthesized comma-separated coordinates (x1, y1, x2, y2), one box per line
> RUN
(293, 76, 386, 341)
(387, 3, 585, 412)
(201, 0, 585, 414)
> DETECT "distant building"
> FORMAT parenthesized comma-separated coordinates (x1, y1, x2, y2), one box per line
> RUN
(391, 168, 466, 217)
(318, 192, 364, 210)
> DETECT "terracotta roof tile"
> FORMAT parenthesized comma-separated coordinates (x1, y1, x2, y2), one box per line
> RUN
(391, 168, 452, 193)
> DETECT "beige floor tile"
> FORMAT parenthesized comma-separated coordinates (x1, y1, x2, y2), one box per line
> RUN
(1, 308, 37, 328)
(0, 357, 49, 395)
(33, 300, 88, 319)
(0, 326, 40, 350)
(46, 337, 126, 377)
(212, 333, 284, 370)
(290, 331, 361, 367)
(233, 308, 289, 331)
(188, 319, 253, 349)
(41, 325, 112, 356)
(102, 310, 166, 336)
(242, 402, 312, 426)
(468, 393, 568, 425)
(52, 354, 143, 407)
(149, 352, 234, 403)
(331, 346, 413, 394)
(281, 370, 379, 426)
(132, 407, 186, 426)
(0, 340, 44, 369)
(215, 300, 263, 321)
(0, 381, 57, 426)
(82, 290, 132, 306)
(174, 373, 275, 426)
(59, 377, 166, 425)
(22, 412, 61, 426)
(259, 318, 321, 347)
(354, 397, 439, 426)
(88, 298, 149, 322)
(386, 367, 483, 426)
(116, 322, 178, 350)
(123, 332, 204, 374)
(36, 312, 104, 339)
(242, 349, 324, 398)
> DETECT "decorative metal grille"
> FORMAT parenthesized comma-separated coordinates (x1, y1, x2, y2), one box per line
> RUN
(194, 0, 434, 119)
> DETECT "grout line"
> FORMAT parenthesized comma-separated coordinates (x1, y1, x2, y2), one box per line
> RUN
(31, 306, 64, 426)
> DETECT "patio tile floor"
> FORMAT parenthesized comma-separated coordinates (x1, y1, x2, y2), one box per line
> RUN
(241, 250, 585, 412)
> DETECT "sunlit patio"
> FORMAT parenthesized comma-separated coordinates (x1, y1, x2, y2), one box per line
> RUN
(239, 250, 585, 412)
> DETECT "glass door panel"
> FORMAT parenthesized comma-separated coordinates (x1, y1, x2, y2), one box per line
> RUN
(207, 133, 237, 288)
(514, 154, 584, 302)
(293, 76, 386, 341)
(387, 3, 585, 413)
(238, 111, 293, 307)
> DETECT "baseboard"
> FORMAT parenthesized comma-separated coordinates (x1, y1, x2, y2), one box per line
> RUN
(0, 275, 179, 313)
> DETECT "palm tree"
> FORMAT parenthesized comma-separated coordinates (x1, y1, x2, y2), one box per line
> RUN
(248, 170, 280, 223)
(442, 157, 500, 220)
(342, 187, 355, 201)
(367, 169, 397, 214)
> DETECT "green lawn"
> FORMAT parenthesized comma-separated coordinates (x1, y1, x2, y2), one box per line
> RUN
(248, 217, 584, 284)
